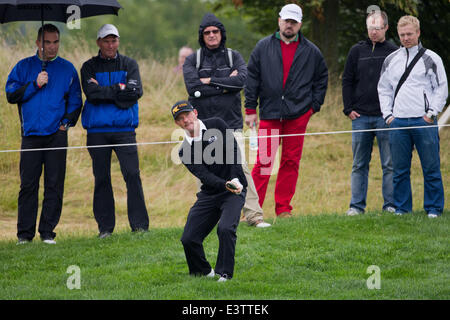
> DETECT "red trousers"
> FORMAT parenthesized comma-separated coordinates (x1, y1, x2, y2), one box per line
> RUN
(251, 110, 313, 215)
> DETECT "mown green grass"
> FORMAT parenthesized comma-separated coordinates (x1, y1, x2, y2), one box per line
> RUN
(1, 212, 448, 300)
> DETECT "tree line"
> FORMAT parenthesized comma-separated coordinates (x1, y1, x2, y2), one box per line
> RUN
(1, 0, 448, 78)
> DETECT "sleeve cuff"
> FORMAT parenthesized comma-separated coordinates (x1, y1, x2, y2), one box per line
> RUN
(245, 108, 257, 115)
(384, 115, 394, 124)
(33, 81, 41, 89)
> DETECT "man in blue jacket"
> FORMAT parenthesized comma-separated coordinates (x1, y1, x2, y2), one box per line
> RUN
(81, 24, 149, 238)
(342, 10, 398, 216)
(5, 24, 82, 244)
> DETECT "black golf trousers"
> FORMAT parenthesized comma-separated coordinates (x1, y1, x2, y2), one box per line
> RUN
(18, 130, 67, 240)
(87, 132, 149, 233)
(181, 190, 245, 279)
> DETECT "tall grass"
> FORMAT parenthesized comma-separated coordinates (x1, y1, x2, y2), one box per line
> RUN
(0, 39, 448, 240)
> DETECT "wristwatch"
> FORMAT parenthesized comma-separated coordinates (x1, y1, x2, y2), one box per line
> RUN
(426, 111, 436, 121)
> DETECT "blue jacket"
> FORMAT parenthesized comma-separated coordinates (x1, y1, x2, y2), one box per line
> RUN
(5, 54, 82, 136)
(80, 52, 143, 133)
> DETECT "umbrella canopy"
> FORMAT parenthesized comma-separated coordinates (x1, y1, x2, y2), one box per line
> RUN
(0, 0, 122, 24)
(0, 0, 122, 69)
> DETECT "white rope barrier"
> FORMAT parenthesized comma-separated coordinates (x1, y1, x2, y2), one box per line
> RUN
(0, 124, 449, 154)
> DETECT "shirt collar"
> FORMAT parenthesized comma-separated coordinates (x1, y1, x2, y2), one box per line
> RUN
(35, 51, 58, 62)
(276, 32, 299, 44)
(403, 42, 422, 53)
(184, 119, 207, 145)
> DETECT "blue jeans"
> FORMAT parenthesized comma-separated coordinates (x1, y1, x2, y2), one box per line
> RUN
(350, 115, 394, 212)
(389, 117, 444, 214)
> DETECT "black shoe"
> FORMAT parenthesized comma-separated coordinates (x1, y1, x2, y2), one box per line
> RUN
(132, 228, 148, 233)
(98, 231, 112, 239)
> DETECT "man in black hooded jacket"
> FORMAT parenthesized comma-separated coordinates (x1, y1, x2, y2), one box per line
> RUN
(183, 13, 270, 228)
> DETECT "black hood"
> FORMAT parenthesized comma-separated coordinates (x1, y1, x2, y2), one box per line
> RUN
(198, 13, 227, 49)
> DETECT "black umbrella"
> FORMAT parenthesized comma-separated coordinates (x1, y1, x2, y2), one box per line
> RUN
(0, 0, 122, 69)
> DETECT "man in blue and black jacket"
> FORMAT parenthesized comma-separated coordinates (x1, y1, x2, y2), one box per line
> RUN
(5, 24, 82, 245)
(80, 24, 149, 238)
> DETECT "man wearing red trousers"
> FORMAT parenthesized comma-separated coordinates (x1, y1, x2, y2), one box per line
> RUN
(245, 4, 328, 217)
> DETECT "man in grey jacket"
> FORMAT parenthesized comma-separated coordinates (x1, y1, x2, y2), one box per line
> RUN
(378, 15, 448, 217)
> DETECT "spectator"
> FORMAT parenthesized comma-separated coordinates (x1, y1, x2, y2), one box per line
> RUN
(174, 46, 194, 73)
(5, 24, 82, 245)
(378, 16, 448, 217)
(342, 10, 398, 216)
(80, 24, 149, 238)
(183, 13, 270, 227)
(245, 4, 328, 218)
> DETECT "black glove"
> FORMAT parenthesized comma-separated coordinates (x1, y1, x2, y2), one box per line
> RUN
(115, 84, 140, 109)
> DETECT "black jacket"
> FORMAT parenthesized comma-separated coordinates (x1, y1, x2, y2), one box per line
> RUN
(183, 13, 247, 130)
(179, 117, 247, 195)
(245, 32, 328, 120)
(342, 38, 398, 116)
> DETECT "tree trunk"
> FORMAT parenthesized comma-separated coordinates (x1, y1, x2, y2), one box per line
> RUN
(310, 0, 339, 78)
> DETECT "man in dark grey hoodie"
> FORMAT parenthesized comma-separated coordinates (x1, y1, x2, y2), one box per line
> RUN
(183, 13, 270, 228)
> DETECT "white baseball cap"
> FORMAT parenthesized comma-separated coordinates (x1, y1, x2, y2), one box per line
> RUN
(279, 4, 303, 23)
(97, 24, 120, 39)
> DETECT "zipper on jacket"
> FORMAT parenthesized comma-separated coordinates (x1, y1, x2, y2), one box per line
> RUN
(405, 47, 409, 71)
(423, 91, 430, 113)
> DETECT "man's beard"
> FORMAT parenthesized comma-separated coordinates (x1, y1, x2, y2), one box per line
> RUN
(282, 30, 297, 40)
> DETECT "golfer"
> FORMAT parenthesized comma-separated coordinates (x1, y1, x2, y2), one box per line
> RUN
(172, 100, 247, 282)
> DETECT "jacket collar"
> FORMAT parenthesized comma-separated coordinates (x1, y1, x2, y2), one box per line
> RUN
(402, 42, 423, 54)
(365, 38, 388, 47)
(35, 51, 58, 62)
(97, 50, 119, 61)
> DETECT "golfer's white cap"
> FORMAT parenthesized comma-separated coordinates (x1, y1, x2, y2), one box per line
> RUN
(97, 24, 120, 39)
(279, 4, 303, 23)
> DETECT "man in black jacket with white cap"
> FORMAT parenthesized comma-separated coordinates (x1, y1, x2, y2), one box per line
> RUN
(172, 100, 247, 282)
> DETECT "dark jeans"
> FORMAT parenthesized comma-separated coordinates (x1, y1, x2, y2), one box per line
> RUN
(18, 130, 67, 240)
(87, 132, 149, 233)
(181, 190, 245, 279)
